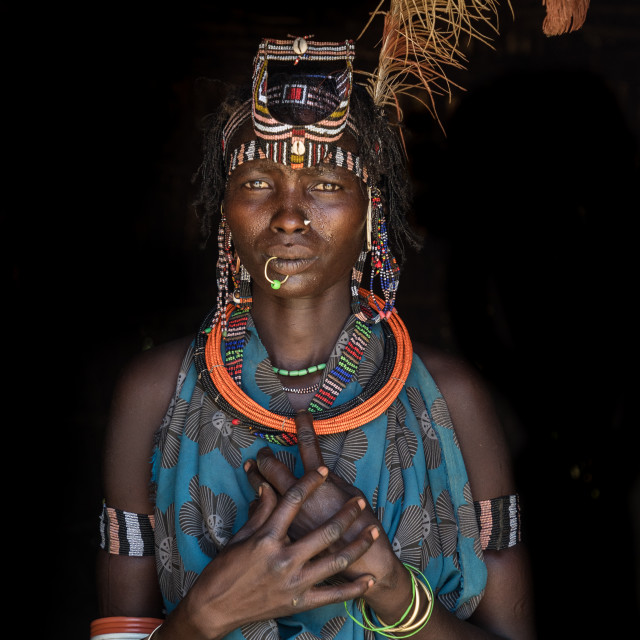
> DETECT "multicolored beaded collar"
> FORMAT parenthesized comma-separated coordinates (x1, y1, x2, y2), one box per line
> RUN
(194, 291, 412, 444)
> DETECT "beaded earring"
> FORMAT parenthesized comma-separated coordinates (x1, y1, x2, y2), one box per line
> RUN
(232, 258, 253, 309)
(369, 186, 400, 320)
(350, 248, 368, 319)
(210, 207, 253, 337)
(351, 186, 400, 324)
(211, 209, 234, 336)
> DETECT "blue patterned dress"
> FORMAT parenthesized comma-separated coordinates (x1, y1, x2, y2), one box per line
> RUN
(151, 312, 487, 640)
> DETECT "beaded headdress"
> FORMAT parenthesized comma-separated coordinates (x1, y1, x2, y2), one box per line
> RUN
(222, 37, 369, 182)
(252, 38, 354, 161)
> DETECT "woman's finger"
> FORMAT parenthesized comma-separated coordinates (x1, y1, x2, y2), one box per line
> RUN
(229, 483, 277, 545)
(244, 458, 268, 493)
(290, 573, 376, 614)
(255, 447, 297, 494)
(292, 497, 380, 578)
(295, 410, 325, 472)
(262, 466, 329, 538)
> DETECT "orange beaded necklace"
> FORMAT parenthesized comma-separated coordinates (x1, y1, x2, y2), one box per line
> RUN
(203, 293, 413, 435)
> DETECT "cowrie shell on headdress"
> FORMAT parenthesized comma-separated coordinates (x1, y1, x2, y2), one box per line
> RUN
(292, 37, 308, 55)
(292, 140, 305, 155)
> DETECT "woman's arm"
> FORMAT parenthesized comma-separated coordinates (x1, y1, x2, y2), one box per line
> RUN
(415, 344, 536, 639)
(97, 336, 191, 617)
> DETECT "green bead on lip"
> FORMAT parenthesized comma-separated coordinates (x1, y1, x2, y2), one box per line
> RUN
(265, 257, 289, 289)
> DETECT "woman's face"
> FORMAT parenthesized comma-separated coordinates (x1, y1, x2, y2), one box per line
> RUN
(223, 158, 367, 301)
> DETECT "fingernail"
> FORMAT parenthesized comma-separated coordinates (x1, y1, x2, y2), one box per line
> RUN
(357, 498, 366, 510)
(367, 577, 376, 588)
(371, 526, 380, 540)
(317, 466, 329, 477)
(244, 460, 253, 472)
(258, 484, 263, 497)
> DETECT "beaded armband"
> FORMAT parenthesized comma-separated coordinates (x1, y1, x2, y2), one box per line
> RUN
(474, 494, 521, 550)
(99, 502, 155, 557)
(98, 495, 520, 557)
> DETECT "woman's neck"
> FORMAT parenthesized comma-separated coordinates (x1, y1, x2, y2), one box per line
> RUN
(250, 284, 352, 372)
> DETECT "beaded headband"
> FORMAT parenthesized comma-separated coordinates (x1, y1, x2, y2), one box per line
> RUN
(223, 36, 368, 181)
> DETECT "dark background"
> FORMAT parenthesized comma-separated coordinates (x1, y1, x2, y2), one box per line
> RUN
(6, 1, 638, 637)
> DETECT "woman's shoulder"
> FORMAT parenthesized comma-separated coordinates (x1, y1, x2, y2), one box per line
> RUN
(117, 334, 193, 396)
(412, 341, 516, 499)
(110, 333, 194, 433)
(412, 341, 483, 399)
(102, 334, 193, 512)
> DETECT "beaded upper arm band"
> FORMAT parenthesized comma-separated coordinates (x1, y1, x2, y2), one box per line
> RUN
(474, 494, 521, 551)
(99, 502, 155, 557)
(99, 494, 522, 557)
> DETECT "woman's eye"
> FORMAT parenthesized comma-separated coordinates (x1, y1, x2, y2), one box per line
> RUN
(243, 179, 270, 189)
(313, 182, 341, 192)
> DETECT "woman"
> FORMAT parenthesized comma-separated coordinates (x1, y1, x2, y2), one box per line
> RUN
(95, 36, 535, 640)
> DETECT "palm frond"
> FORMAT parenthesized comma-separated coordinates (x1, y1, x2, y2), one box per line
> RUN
(358, 0, 507, 128)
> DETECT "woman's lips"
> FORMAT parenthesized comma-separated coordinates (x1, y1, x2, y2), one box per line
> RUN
(267, 256, 317, 275)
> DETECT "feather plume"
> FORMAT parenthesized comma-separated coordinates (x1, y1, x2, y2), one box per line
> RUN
(358, 0, 507, 129)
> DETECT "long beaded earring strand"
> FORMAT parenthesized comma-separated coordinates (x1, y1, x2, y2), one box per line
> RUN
(351, 186, 400, 324)
(351, 186, 372, 320)
(231, 257, 253, 310)
(211, 209, 234, 335)
(351, 248, 369, 319)
(368, 186, 400, 321)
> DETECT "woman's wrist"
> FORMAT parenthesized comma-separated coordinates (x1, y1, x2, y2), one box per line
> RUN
(361, 558, 414, 621)
(157, 585, 236, 640)
(348, 565, 435, 639)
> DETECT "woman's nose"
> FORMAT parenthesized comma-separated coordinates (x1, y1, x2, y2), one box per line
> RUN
(269, 192, 310, 234)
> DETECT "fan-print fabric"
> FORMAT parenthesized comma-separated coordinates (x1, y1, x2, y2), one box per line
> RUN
(151, 314, 487, 638)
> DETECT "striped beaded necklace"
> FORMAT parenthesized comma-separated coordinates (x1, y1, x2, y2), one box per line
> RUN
(222, 308, 373, 423)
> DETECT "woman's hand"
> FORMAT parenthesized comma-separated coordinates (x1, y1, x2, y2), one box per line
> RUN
(244, 411, 410, 611)
(159, 464, 378, 640)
